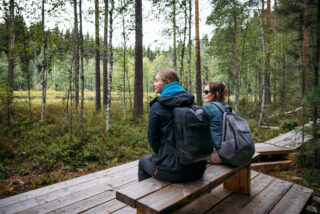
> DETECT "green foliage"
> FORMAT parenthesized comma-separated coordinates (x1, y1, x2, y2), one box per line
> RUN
(280, 120, 299, 132)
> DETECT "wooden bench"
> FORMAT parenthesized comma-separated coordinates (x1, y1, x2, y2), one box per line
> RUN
(116, 153, 260, 214)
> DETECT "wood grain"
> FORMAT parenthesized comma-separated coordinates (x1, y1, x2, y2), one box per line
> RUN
(269, 184, 313, 214)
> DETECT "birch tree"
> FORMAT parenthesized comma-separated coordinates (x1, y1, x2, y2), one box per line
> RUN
(41, 0, 47, 121)
(187, 0, 192, 92)
(95, 0, 101, 111)
(73, 0, 79, 119)
(103, 0, 108, 106)
(79, 0, 85, 136)
(106, 0, 114, 131)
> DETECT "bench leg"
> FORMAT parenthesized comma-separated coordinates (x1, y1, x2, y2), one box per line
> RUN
(223, 166, 251, 196)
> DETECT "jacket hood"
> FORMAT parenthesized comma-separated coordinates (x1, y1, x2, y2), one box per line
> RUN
(152, 92, 195, 108)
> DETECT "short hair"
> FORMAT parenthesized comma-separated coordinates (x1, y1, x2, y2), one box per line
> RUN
(157, 68, 180, 84)
(207, 81, 227, 102)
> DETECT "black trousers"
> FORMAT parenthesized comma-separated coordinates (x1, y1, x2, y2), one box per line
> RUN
(138, 155, 205, 183)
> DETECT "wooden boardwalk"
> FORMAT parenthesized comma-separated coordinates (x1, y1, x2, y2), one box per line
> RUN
(253, 121, 314, 170)
(0, 161, 313, 214)
(0, 122, 316, 214)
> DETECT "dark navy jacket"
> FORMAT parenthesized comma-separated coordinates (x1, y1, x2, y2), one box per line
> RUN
(148, 92, 207, 173)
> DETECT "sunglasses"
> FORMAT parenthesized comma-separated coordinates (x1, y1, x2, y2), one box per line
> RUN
(203, 90, 210, 95)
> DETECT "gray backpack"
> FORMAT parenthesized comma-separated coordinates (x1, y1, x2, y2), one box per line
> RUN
(212, 102, 255, 166)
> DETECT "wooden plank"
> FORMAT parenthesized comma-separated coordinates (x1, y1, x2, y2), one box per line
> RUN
(111, 206, 136, 214)
(237, 177, 293, 214)
(135, 162, 253, 214)
(285, 135, 313, 149)
(255, 143, 293, 155)
(206, 173, 275, 214)
(264, 131, 296, 145)
(81, 199, 127, 214)
(269, 184, 313, 214)
(0, 160, 138, 209)
(251, 160, 293, 171)
(174, 171, 260, 214)
(50, 180, 138, 214)
(11, 166, 138, 214)
(116, 178, 170, 208)
(224, 167, 250, 195)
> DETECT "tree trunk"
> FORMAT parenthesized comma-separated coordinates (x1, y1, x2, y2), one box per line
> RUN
(8, 0, 14, 89)
(187, 0, 192, 93)
(259, 6, 266, 126)
(41, 0, 47, 121)
(265, 0, 271, 104)
(133, 0, 143, 118)
(122, 1, 126, 118)
(280, 0, 286, 106)
(180, 0, 187, 84)
(73, 0, 79, 120)
(68, 62, 73, 143)
(106, 0, 114, 131)
(173, 0, 177, 70)
(95, 0, 101, 111)
(273, 0, 278, 103)
(302, 0, 308, 99)
(126, 66, 132, 111)
(195, 0, 202, 106)
(312, 0, 320, 168)
(79, 0, 85, 136)
(103, 0, 108, 106)
(232, 0, 239, 113)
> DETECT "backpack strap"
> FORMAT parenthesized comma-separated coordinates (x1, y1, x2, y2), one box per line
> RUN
(211, 102, 226, 112)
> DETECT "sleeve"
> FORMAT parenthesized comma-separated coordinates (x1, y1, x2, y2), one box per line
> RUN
(147, 104, 162, 154)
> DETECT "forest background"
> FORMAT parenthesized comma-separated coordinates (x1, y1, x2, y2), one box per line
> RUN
(0, 0, 319, 200)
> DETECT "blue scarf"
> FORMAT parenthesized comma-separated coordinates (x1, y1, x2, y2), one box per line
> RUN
(161, 82, 186, 96)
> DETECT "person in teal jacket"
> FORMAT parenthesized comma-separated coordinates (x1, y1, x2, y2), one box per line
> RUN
(202, 81, 231, 163)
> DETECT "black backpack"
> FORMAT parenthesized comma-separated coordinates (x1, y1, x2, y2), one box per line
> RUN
(212, 102, 255, 166)
(173, 104, 214, 165)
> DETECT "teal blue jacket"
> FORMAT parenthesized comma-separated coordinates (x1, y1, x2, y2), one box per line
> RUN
(202, 102, 231, 150)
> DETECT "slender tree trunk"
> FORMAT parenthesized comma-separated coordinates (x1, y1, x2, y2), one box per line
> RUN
(173, 0, 177, 70)
(8, 0, 14, 89)
(302, 0, 308, 99)
(41, 0, 47, 121)
(187, 0, 192, 92)
(103, 0, 108, 106)
(273, 0, 278, 103)
(180, 0, 187, 84)
(95, 0, 101, 111)
(265, 0, 271, 104)
(126, 66, 132, 111)
(232, 0, 239, 113)
(106, 0, 114, 131)
(301, 0, 309, 145)
(195, 0, 202, 106)
(280, 0, 286, 105)
(259, 6, 266, 126)
(73, 0, 79, 120)
(68, 61, 73, 143)
(133, 0, 143, 117)
(122, 3, 126, 118)
(312, 0, 320, 168)
(79, 0, 85, 136)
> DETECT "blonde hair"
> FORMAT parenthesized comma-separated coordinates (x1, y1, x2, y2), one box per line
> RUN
(157, 68, 180, 84)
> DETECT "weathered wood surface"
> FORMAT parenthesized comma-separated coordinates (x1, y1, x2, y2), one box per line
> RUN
(178, 172, 313, 214)
(119, 154, 260, 214)
(251, 160, 293, 171)
(255, 143, 293, 155)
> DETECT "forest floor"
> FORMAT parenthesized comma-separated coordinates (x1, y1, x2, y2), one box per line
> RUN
(0, 90, 319, 208)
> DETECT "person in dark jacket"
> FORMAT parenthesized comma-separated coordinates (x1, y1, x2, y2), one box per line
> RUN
(138, 68, 207, 182)
(202, 81, 231, 164)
